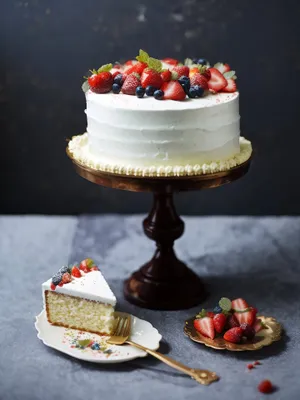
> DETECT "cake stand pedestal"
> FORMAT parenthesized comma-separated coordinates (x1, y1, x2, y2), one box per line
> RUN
(67, 149, 251, 310)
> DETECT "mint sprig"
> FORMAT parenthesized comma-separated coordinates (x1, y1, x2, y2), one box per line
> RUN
(196, 309, 207, 319)
(136, 49, 149, 63)
(148, 57, 162, 72)
(224, 71, 237, 80)
(82, 80, 90, 93)
(219, 297, 232, 312)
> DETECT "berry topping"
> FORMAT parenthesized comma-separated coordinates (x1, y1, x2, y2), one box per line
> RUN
(62, 272, 72, 284)
(59, 265, 70, 274)
(213, 313, 227, 333)
(162, 58, 179, 66)
(223, 327, 243, 343)
(171, 65, 190, 79)
(145, 85, 156, 96)
(202, 69, 211, 81)
(214, 62, 231, 74)
(91, 343, 101, 350)
(190, 73, 208, 90)
(124, 60, 136, 67)
(125, 61, 147, 76)
(254, 361, 261, 366)
(113, 73, 124, 86)
(213, 305, 222, 314)
(136, 86, 145, 98)
(58, 282, 64, 287)
(111, 69, 122, 79)
(227, 314, 240, 329)
(258, 380, 274, 394)
(90, 266, 99, 271)
(112, 83, 121, 94)
(207, 68, 227, 92)
(253, 318, 264, 333)
(234, 308, 256, 326)
(194, 85, 204, 98)
(178, 75, 190, 87)
(52, 273, 62, 286)
(71, 266, 81, 278)
(50, 283, 56, 290)
(194, 316, 215, 340)
(240, 323, 256, 340)
(219, 297, 232, 312)
(231, 298, 249, 312)
(153, 89, 164, 100)
(188, 86, 198, 98)
(141, 68, 163, 89)
(161, 81, 186, 101)
(222, 78, 237, 93)
(197, 58, 208, 65)
(247, 364, 254, 370)
(87, 64, 113, 94)
(206, 311, 215, 318)
(121, 74, 141, 95)
(160, 69, 172, 82)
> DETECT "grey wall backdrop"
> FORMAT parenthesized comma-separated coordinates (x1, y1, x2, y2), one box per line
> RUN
(1, 0, 300, 215)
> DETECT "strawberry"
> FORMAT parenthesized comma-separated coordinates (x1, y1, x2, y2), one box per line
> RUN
(141, 68, 163, 89)
(172, 65, 190, 79)
(240, 323, 256, 340)
(214, 62, 231, 74)
(121, 74, 141, 95)
(227, 314, 240, 329)
(88, 72, 113, 94)
(58, 282, 64, 287)
(62, 272, 72, 284)
(111, 69, 122, 79)
(189, 67, 199, 78)
(207, 68, 227, 92)
(71, 266, 81, 278)
(213, 313, 227, 333)
(258, 380, 274, 394)
(160, 69, 172, 82)
(253, 318, 264, 333)
(50, 283, 56, 290)
(162, 58, 179, 66)
(223, 327, 243, 343)
(206, 311, 215, 318)
(231, 298, 249, 311)
(222, 78, 237, 93)
(202, 69, 211, 81)
(79, 259, 92, 273)
(161, 81, 186, 101)
(234, 308, 256, 326)
(124, 60, 136, 67)
(90, 266, 99, 271)
(124, 61, 147, 76)
(194, 317, 215, 339)
(190, 73, 208, 89)
(113, 64, 122, 69)
(247, 364, 254, 370)
(254, 361, 261, 366)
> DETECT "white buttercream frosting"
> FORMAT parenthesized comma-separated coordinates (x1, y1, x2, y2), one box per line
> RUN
(42, 270, 116, 306)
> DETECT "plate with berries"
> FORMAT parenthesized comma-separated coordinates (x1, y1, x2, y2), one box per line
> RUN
(184, 297, 282, 351)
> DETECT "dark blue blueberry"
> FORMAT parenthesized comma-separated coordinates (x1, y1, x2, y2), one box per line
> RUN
(113, 73, 123, 86)
(59, 265, 69, 274)
(52, 273, 62, 286)
(136, 86, 145, 98)
(182, 83, 190, 95)
(91, 343, 100, 350)
(145, 85, 156, 96)
(188, 87, 198, 98)
(197, 58, 208, 65)
(194, 85, 204, 97)
(154, 90, 164, 100)
(213, 305, 223, 314)
(178, 76, 190, 86)
(192, 57, 198, 64)
(112, 83, 121, 94)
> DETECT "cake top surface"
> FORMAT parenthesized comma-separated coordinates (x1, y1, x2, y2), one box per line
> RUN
(82, 49, 238, 102)
(42, 259, 116, 306)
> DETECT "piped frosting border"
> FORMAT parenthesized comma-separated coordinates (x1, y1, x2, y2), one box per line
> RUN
(68, 133, 252, 177)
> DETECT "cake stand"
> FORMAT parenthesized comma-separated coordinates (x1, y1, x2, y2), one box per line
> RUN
(67, 148, 251, 310)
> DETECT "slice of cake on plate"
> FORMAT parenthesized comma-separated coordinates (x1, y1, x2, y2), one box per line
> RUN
(42, 258, 116, 335)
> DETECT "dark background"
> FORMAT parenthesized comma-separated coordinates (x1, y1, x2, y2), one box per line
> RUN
(1, 0, 300, 215)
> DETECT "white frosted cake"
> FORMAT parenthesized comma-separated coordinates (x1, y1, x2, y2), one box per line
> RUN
(68, 50, 252, 176)
(42, 259, 116, 335)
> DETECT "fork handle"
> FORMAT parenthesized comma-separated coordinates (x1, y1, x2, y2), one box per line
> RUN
(125, 340, 217, 385)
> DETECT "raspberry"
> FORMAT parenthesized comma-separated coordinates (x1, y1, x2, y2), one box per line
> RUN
(258, 380, 274, 394)
(247, 364, 254, 370)
(254, 361, 261, 366)
(50, 283, 56, 290)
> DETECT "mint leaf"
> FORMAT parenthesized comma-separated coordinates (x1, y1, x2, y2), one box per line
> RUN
(224, 71, 236, 79)
(81, 80, 90, 93)
(196, 308, 207, 319)
(136, 49, 149, 63)
(78, 339, 91, 347)
(184, 58, 194, 66)
(214, 62, 223, 72)
(147, 57, 162, 72)
(97, 63, 112, 73)
(219, 297, 232, 312)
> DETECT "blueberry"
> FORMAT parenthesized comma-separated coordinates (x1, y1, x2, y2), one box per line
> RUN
(112, 83, 121, 94)
(113, 73, 123, 86)
(192, 57, 198, 64)
(52, 273, 62, 286)
(136, 86, 145, 98)
(188, 87, 198, 98)
(178, 76, 190, 86)
(154, 90, 164, 100)
(181, 83, 190, 95)
(145, 85, 156, 96)
(213, 305, 223, 314)
(91, 343, 100, 350)
(197, 58, 208, 65)
(194, 85, 204, 97)
(59, 265, 69, 274)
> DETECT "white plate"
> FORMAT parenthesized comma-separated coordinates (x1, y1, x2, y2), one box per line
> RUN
(35, 310, 162, 363)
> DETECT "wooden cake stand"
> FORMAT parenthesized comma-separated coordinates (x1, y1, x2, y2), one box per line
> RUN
(67, 148, 251, 310)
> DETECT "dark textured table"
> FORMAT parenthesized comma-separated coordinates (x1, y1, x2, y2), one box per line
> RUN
(1, 215, 299, 400)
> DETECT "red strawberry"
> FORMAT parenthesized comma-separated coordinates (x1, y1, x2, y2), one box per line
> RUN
(124, 60, 136, 66)
(124, 61, 147, 76)
(202, 69, 211, 81)
(50, 283, 56, 290)
(62, 272, 72, 284)
(213, 313, 227, 333)
(111, 69, 122, 79)
(162, 58, 179, 66)
(90, 266, 99, 271)
(141, 68, 163, 89)
(258, 380, 274, 394)
(88, 72, 113, 94)
(194, 317, 215, 339)
(190, 73, 208, 89)
(231, 298, 249, 311)
(223, 327, 243, 343)
(215, 63, 231, 74)
(254, 361, 261, 366)
(58, 282, 64, 287)
(227, 314, 240, 329)
(160, 69, 172, 82)
(79, 259, 90, 273)
(240, 323, 256, 340)
(189, 67, 199, 78)
(206, 312, 215, 318)
(207, 68, 227, 92)
(172, 65, 190, 79)
(234, 308, 256, 326)
(253, 319, 264, 333)
(222, 78, 237, 93)
(121, 74, 141, 95)
(161, 81, 186, 101)
(71, 266, 81, 278)
(247, 364, 254, 370)
(113, 64, 122, 69)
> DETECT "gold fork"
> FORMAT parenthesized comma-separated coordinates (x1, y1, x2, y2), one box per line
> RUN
(107, 312, 219, 385)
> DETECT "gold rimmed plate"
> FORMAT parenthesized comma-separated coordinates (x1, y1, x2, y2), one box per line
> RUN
(184, 316, 282, 351)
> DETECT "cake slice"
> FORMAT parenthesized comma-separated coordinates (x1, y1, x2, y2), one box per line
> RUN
(42, 259, 116, 335)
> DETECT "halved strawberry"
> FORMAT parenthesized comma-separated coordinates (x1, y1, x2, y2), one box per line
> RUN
(226, 314, 240, 329)
(162, 58, 179, 66)
(124, 61, 147, 76)
(213, 313, 227, 333)
(207, 68, 227, 92)
(172, 65, 190, 79)
(71, 266, 81, 278)
(234, 308, 256, 326)
(253, 319, 264, 333)
(121, 74, 141, 95)
(124, 60, 136, 67)
(214, 62, 231, 74)
(222, 78, 237, 93)
(194, 317, 215, 339)
(141, 68, 163, 89)
(161, 81, 186, 101)
(160, 69, 172, 82)
(231, 298, 249, 312)
(206, 311, 215, 318)
(62, 272, 72, 284)
(223, 327, 243, 343)
(190, 73, 208, 90)
(88, 72, 113, 94)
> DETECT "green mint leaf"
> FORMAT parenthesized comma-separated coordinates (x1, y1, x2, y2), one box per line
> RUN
(196, 308, 207, 319)
(224, 71, 236, 79)
(198, 65, 207, 74)
(97, 63, 112, 73)
(171, 71, 178, 80)
(260, 320, 268, 329)
(81, 80, 90, 93)
(214, 62, 223, 72)
(136, 49, 149, 63)
(78, 339, 91, 347)
(184, 58, 194, 66)
(147, 57, 162, 72)
(219, 297, 232, 312)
